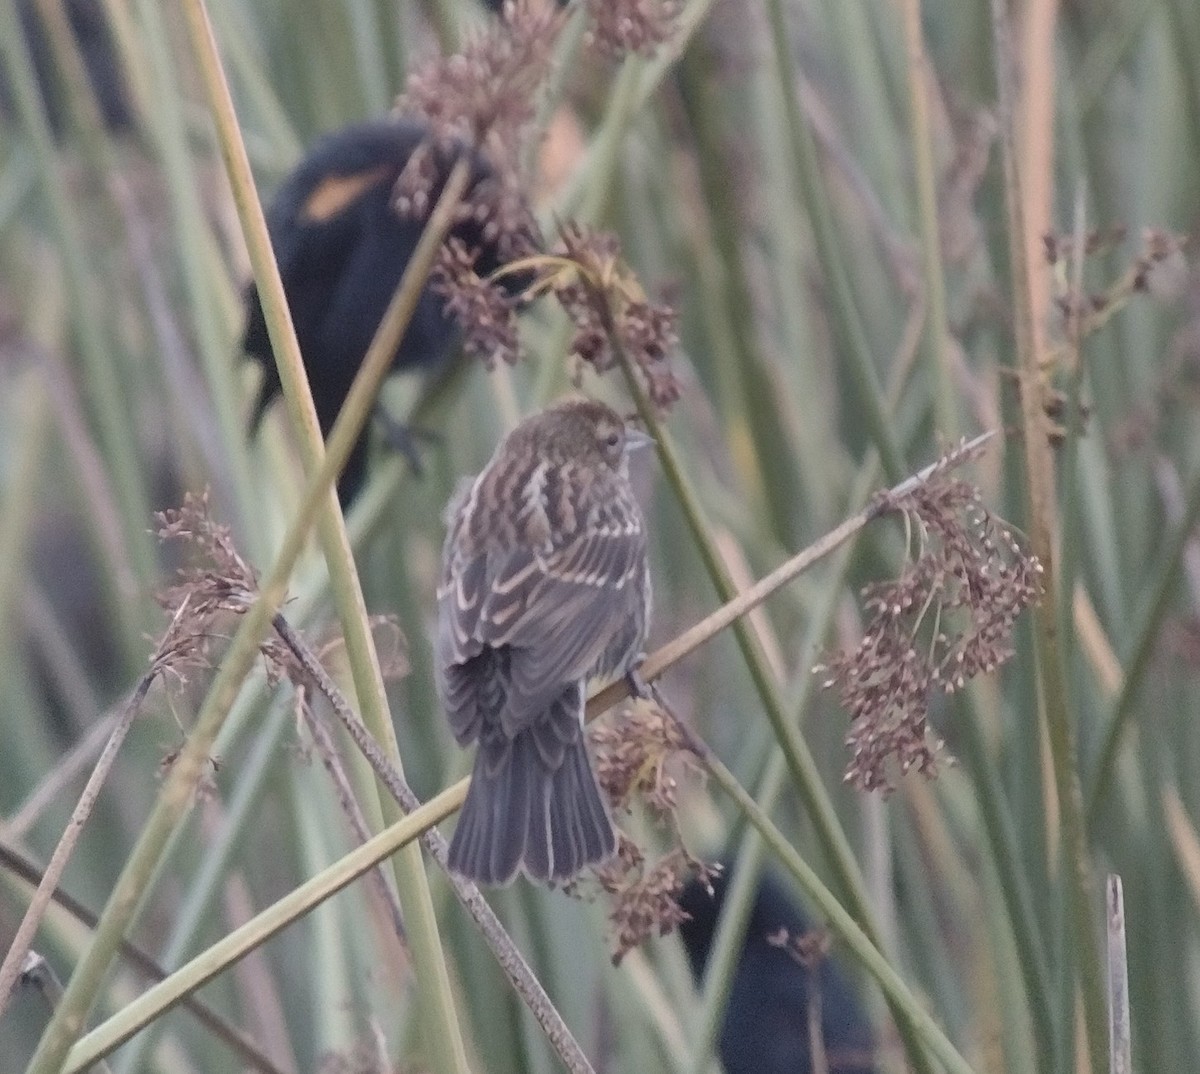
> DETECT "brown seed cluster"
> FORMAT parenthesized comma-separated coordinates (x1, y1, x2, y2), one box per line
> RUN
(595, 840, 714, 964)
(395, 4, 683, 405)
(555, 223, 682, 409)
(393, 0, 549, 277)
(817, 463, 1043, 793)
(431, 237, 524, 368)
(590, 698, 692, 817)
(393, 157, 539, 271)
(587, 699, 708, 962)
(1046, 226, 1189, 328)
(397, 0, 561, 156)
(155, 492, 297, 689)
(438, 220, 682, 407)
(585, 0, 681, 57)
(1042, 225, 1128, 266)
(157, 491, 257, 616)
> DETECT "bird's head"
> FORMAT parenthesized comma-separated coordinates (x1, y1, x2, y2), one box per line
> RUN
(515, 397, 653, 473)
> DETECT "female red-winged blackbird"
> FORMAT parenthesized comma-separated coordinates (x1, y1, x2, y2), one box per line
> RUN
(677, 868, 878, 1074)
(436, 398, 652, 885)
(241, 118, 514, 503)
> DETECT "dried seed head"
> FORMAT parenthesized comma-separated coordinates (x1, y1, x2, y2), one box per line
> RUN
(393, 0, 549, 294)
(551, 222, 682, 409)
(398, 0, 562, 156)
(597, 844, 710, 964)
(154, 492, 367, 700)
(152, 491, 261, 687)
(590, 698, 692, 817)
(585, 0, 681, 57)
(820, 454, 1042, 793)
(431, 237, 523, 368)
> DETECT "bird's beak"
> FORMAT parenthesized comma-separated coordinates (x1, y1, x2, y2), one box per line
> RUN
(624, 429, 655, 453)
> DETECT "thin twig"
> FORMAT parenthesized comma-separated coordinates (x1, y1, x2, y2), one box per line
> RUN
(0, 673, 152, 1018)
(299, 698, 409, 944)
(5, 712, 119, 840)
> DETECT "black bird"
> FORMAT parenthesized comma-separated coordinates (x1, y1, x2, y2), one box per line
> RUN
(677, 868, 878, 1074)
(242, 118, 515, 503)
(436, 398, 653, 885)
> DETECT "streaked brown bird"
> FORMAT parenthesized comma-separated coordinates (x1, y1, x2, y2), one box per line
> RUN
(436, 398, 652, 885)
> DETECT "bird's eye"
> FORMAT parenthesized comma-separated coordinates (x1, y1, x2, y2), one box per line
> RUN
(604, 430, 621, 451)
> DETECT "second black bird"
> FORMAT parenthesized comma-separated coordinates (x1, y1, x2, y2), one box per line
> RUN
(242, 118, 513, 502)
(677, 868, 878, 1074)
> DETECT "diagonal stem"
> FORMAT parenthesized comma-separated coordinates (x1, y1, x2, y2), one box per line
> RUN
(0, 674, 152, 1018)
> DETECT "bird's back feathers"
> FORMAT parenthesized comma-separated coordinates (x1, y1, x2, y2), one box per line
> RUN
(437, 451, 647, 735)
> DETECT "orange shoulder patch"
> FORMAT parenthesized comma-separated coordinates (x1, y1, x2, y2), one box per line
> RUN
(301, 165, 392, 222)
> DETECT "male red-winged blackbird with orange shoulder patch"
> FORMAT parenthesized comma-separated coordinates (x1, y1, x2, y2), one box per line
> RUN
(436, 398, 653, 885)
(242, 118, 515, 503)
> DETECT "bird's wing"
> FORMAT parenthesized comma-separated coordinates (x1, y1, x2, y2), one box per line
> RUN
(438, 498, 646, 733)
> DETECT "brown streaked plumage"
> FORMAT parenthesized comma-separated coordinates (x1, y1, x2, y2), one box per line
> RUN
(436, 398, 652, 886)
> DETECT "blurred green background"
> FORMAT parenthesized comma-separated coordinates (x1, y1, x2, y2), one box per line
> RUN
(2, 0, 1199, 1071)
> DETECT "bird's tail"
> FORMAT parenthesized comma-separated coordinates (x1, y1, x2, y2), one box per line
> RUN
(448, 710, 616, 886)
